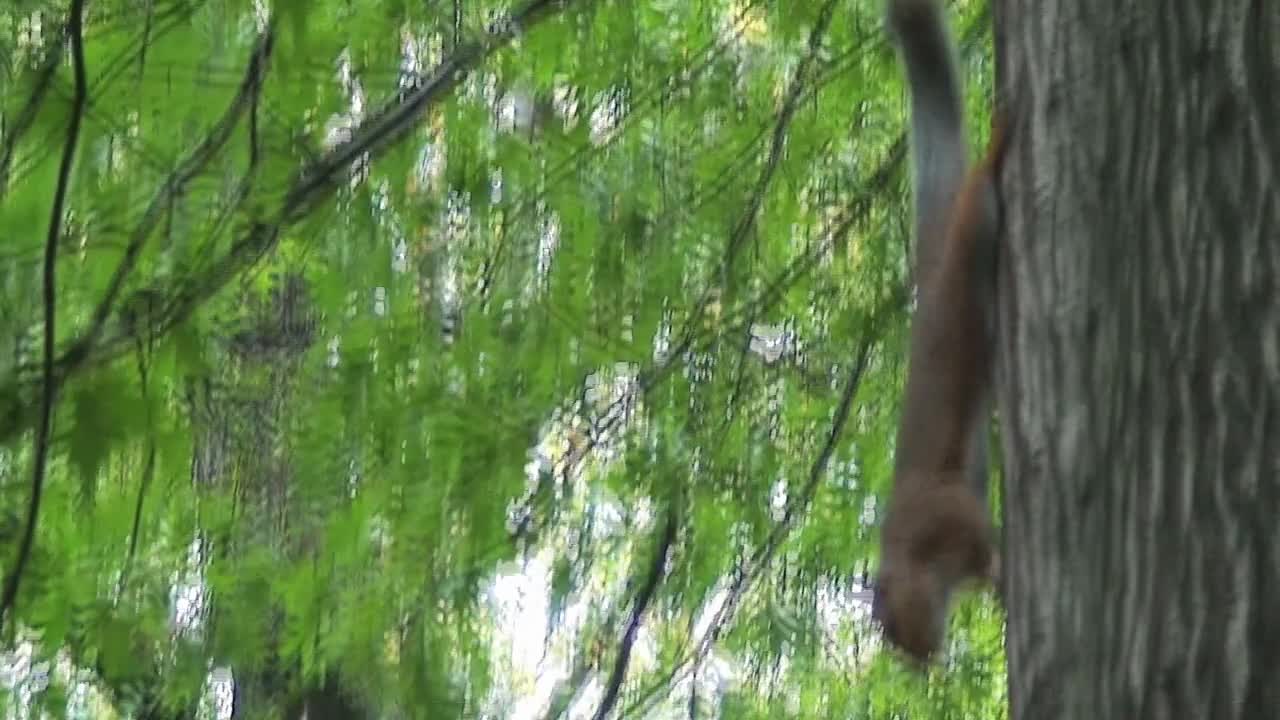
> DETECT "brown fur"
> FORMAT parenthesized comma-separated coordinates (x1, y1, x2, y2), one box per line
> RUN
(872, 0, 1010, 665)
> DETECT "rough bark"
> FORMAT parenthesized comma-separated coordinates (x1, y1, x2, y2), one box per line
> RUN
(996, 1, 1280, 718)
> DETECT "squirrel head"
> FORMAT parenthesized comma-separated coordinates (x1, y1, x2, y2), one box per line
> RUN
(872, 561, 947, 664)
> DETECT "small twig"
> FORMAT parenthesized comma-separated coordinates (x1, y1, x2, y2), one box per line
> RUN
(135, 0, 155, 83)
(117, 313, 159, 600)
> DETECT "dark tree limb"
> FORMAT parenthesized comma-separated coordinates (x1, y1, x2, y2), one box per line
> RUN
(592, 502, 680, 720)
(0, 0, 88, 637)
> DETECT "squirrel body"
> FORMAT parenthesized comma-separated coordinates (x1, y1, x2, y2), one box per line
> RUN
(872, 0, 1009, 664)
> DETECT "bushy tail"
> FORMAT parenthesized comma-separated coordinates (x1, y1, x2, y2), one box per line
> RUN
(887, 0, 993, 505)
(886, 0, 968, 282)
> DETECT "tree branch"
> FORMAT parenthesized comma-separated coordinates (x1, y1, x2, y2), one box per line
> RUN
(57, 26, 277, 382)
(657, 0, 842, 384)
(592, 502, 680, 720)
(0, 0, 88, 637)
(0, 25, 66, 198)
(620, 305, 891, 718)
(0, 0, 587, 449)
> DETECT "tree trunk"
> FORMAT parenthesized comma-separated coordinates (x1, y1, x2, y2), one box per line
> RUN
(995, 1, 1280, 718)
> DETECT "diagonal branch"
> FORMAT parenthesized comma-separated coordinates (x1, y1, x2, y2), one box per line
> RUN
(56, 26, 277, 378)
(721, 0, 840, 277)
(564, 131, 912, 715)
(682, 133, 906, 386)
(0, 25, 66, 198)
(0, 24, 277, 456)
(620, 289, 900, 719)
(525, 128, 909, 585)
(0, 0, 587, 447)
(537, 597, 630, 720)
(689, 329, 875, 663)
(280, 0, 576, 221)
(592, 502, 680, 720)
(641, 0, 842, 399)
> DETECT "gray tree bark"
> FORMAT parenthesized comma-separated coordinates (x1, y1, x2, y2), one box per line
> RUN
(995, 1, 1280, 718)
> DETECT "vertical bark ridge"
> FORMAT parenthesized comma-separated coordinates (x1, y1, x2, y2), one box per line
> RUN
(997, 0, 1280, 718)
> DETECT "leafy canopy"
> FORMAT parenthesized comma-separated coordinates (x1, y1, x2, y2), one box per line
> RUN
(0, 0, 1002, 717)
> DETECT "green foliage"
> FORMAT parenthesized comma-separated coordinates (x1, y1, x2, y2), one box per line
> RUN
(0, 0, 1002, 716)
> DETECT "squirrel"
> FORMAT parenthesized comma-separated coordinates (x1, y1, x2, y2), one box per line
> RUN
(871, 0, 1011, 664)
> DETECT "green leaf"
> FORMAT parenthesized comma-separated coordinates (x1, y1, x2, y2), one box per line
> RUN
(66, 369, 147, 492)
